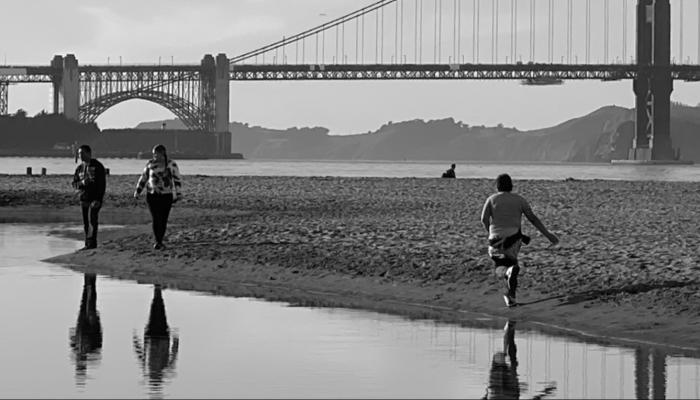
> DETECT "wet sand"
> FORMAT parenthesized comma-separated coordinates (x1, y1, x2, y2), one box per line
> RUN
(2, 174, 700, 353)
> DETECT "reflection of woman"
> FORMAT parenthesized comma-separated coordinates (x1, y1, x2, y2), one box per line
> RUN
(69, 273, 103, 387)
(133, 144, 183, 250)
(133, 285, 179, 395)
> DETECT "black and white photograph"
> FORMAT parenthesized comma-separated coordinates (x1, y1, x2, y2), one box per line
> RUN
(2, 0, 700, 398)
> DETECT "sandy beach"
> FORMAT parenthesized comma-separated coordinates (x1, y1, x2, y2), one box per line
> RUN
(2, 174, 700, 353)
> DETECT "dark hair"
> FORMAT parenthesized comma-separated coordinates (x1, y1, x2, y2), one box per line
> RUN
(153, 144, 168, 164)
(450, 163, 456, 169)
(496, 173, 513, 192)
(78, 144, 91, 153)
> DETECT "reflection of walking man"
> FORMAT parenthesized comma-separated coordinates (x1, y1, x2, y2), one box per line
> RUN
(133, 284, 179, 395)
(69, 273, 103, 387)
(72, 145, 106, 250)
(483, 321, 520, 400)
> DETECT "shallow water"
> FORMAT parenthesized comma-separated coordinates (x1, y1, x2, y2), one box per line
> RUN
(2, 156, 700, 181)
(1, 224, 700, 399)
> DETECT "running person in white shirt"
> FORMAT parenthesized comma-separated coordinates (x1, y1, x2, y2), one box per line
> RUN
(480, 174, 559, 307)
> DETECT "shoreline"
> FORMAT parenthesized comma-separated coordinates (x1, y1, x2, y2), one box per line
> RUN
(3, 175, 700, 355)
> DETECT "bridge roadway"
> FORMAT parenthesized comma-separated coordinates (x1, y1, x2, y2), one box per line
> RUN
(3, 63, 700, 83)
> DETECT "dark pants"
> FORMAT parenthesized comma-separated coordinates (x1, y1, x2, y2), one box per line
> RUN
(146, 193, 173, 244)
(80, 201, 101, 247)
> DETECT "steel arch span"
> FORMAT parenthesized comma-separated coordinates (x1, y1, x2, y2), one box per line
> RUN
(79, 90, 208, 130)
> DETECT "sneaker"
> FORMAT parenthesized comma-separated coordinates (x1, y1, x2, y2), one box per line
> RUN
(153, 242, 163, 250)
(503, 294, 517, 307)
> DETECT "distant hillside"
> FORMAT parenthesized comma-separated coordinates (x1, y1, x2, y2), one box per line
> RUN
(137, 103, 700, 162)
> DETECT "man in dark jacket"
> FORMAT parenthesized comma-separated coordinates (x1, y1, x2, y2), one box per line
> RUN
(72, 145, 106, 249)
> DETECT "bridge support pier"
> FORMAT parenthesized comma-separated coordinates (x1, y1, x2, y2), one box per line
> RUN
(51, 54, 80, 121)
(630, 0, 676, 161)
(201, 53, 231, 155)
(0, 82, 8, 115)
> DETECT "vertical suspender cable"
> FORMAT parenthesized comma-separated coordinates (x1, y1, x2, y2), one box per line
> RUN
(623, 0, 628, 63)
(396, 1, 399, 63)
(434, 0, 438, 62)
(495, 0, 499, 62)
(420, 0, 423, 62)
(604, 0, 609, 63)
(400, 0, 404, 63)
(457, 0, 461, 62)
(510, 0, 514, 62)
(454, 0, 458, 61)
(362, 14, 365, 63)
(473, 0, 477, 62)
(415, 0, 419, 63)
(680, 0, 684, 63)
(530, 0, 535, 62)
(377, 9, 380, 63)
(382, 6, 385, 63)
(586, 0, 590, 63)
(438, 0, 443, 62)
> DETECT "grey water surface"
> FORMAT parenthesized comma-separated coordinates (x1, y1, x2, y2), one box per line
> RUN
(1, 224, 699, 399)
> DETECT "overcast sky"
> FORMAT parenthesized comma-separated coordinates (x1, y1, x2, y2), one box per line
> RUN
(2, 0, 699, 134)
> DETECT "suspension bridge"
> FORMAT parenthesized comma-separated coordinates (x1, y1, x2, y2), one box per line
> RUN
(2, 0, 700, 160)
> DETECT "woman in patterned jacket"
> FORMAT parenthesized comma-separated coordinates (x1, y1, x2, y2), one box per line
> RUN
(134, 144, 183, 250)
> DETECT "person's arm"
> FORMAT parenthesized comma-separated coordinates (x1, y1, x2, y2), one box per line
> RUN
(134, 165, 149, 197)
(522, 199, 559, 245)
(71, 165, 82, 189)
(95, 162, 106, 203)
(480, 198, 492, 233)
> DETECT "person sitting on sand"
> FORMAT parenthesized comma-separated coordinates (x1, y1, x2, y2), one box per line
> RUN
(480, 173, 559, 307)
(442, 163, 456, 178)
(134, 144, 183, 250)
(71, 145, 106, 250)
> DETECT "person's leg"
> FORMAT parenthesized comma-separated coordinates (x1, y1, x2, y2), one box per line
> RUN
(503, 240, 522, 301)
(80, 202, 90, 248)
(87, 202, 101, 248)
(158, 195, 173, 245)
(146, 193, 161, 245)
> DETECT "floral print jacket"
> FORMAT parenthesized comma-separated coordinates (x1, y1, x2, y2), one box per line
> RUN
(135, 159, 182, 196)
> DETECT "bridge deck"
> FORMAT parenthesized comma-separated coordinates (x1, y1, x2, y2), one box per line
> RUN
(2, 63, 700, 83)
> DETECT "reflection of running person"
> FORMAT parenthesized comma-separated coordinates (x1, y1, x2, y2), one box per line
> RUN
(483, 321, 520, 400)
(133, 284, 179, 396)
(480, 174, 559, 307)
(69, 273, 103, 387)
(133, 144, 183, 250)
(71, 145, 106, 250)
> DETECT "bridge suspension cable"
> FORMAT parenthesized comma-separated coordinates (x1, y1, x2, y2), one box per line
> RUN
(229, 0, 397, 64)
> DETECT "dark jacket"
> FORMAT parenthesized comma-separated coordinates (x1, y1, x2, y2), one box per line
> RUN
(72, 159, 106, 202)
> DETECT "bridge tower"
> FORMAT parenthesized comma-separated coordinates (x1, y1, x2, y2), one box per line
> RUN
(631, 0, 675, 161)
(51, 54, 80, 121)
(0, 82, 7, 115)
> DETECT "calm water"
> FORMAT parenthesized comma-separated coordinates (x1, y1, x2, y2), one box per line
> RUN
(1, 156, 700, 181)
(1, 224, 700, 398)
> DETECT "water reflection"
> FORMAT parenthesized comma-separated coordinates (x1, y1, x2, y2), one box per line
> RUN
(69, 273, 103, 387)
(635, 347, 668, 399)
(483, 321, 556, 400)
(133, 284, 179, 397)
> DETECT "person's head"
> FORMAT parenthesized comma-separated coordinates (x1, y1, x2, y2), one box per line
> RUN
(496, 173, 513, 192)
(77, 145, 92, 163)
(450, 163, 456, 170)
(152, 144, 167, 163)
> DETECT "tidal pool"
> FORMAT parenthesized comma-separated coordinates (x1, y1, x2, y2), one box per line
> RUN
(0, 224, 699, 399)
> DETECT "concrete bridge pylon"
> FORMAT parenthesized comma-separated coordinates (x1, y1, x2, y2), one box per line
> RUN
(631, 0, 676, 162)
